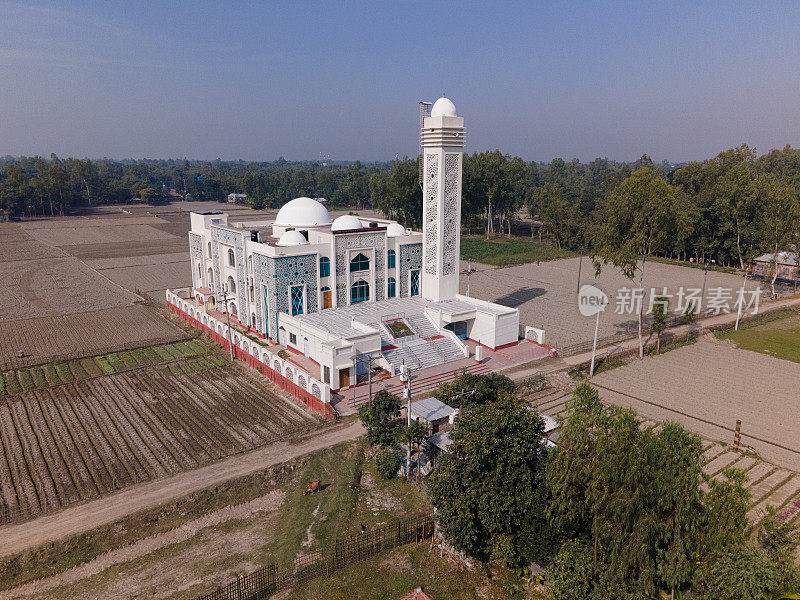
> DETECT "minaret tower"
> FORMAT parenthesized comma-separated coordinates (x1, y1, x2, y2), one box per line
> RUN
(420, 97, 464, 301)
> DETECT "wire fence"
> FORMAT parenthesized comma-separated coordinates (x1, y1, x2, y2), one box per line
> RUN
(196, 511, 435, 600)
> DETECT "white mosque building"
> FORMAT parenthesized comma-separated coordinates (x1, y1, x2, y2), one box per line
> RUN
(180, 98, 520, 391)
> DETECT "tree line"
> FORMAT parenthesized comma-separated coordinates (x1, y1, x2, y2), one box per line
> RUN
(2, 146, 798, 275)
(358, 373, 800, 600)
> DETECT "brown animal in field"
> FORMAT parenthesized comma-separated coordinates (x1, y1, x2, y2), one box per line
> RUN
(304, 479, 321, 496)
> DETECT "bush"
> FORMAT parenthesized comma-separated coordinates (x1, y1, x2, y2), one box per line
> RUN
(375, 449, 402, 480)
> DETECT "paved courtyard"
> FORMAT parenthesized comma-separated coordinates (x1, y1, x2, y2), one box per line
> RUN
(460, 256, 762, 351)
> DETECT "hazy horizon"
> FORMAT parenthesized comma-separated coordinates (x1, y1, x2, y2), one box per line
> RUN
(2, 2, 799, 164)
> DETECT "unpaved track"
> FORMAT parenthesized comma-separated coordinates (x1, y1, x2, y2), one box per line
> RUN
(0, 490, 286, 600)
(0, 419, 363, 558)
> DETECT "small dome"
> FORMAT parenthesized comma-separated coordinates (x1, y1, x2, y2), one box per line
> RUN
(430, 97, 456, 117)
(274, 197, 332, 228)
(386, 222, 406, 237)
(331, 215, 363, 232)
(276, 230, 308, 246)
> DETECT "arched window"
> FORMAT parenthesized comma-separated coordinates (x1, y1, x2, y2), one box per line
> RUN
(387, 277, 396, 298)
(227, 248, 235, 267)
(251, 313, 256, 327)
(351, 280, 370, 304)
(197, 263, 202, 279)
(207, 241, 212, 257)
(227, 275, 236, 294)
(349, 253, 369, 272)
(387, 249, 396, 269)
(229, 301, 238, 317)
(319, 256, 330, 277)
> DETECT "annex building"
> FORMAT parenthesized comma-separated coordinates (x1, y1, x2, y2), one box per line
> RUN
(170, 98, 525, 410)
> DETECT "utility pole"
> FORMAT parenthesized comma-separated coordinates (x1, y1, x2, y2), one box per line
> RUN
(576, 255, 583, 295)
(401, 362, 412, 480)
(589, 308, 601, 377)
(221, 283, 235, 361)
(700, 260, 709, 311)
(466, 258, 471, 297)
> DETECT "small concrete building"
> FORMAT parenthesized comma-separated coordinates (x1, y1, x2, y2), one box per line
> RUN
(227, 193, 247, 203)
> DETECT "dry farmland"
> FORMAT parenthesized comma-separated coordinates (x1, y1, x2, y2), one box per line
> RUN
(0, 353, 320, 524)
(592, 338, 800, 471)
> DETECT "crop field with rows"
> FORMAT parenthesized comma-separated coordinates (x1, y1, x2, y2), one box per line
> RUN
(0, 340, 208, 396)
(0, 356, 321, 524)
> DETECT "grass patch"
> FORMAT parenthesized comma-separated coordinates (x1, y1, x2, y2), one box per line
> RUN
(386, 320, 414, 338)
(118, 351, 138, 368)
(645, 337, 697, 356)
(649, 255, 740, 275)
(0, 375, 5, 395)
(142, 347, 163, 363)
(17, 370, 35, 392)
(30, 367, 48, 389)
(55, 363, 74, 382)
(80, 358, 104, 378)
(716, 311, 800, 363)
(68, 360, 88, 379)
(287, 544, 525, 600)
(460, 234, 575, 267)
(106, 353, 126, 371)
(42, 365, 61, 386)
(3, 372, 22, 395)
(94, 356, 114, 374)
(130, 348, 150, 366)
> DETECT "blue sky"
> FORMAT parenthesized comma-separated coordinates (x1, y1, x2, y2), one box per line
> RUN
(1, 1, 799, 162)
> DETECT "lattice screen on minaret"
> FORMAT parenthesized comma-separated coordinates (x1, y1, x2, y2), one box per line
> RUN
(424, 154, 439, 275)
(442, 153, 459, 275)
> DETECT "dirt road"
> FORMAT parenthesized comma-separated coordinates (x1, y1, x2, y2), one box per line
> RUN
(0, 418, 363, 558)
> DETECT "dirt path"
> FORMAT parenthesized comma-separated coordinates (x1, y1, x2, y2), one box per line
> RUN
(0, 490, 286, 600)
(0, 419, 363, 558)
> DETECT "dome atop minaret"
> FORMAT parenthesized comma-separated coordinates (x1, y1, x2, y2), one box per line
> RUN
(430, 97, 457, 117)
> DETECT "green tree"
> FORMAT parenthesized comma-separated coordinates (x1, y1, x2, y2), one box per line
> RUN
(368, 158, 422, 228)
(651, 295, 669, 353)
(699, 466, 750, 557)
(593, 167, 681, 358)
(547, 540, 596, 600)
(694, 543, 797, 600)
(357, 390, 402, 447)
(375, 448, 402, 480)
(433, 371, 515, 409)
(400, 420, 429, 481)
(427, 390, 547, 563)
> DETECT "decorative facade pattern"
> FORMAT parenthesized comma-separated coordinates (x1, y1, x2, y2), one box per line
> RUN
(334, 232, 386, 306)
(424, 153, 439, 275)
(442, 153, 460, 276)
(398, 243, 422, 297)
(253, 252, 318, 338)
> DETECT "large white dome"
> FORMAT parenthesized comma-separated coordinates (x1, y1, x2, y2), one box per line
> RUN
(331, 215, 364, 232)
(274, 197, 332, 228)
(430, 97, 456, 117)
(386, 222, 406, 237)
(276, 230, 308, 246)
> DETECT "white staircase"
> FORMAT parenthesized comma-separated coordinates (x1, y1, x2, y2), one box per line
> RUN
(381, 314, 463, 372)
